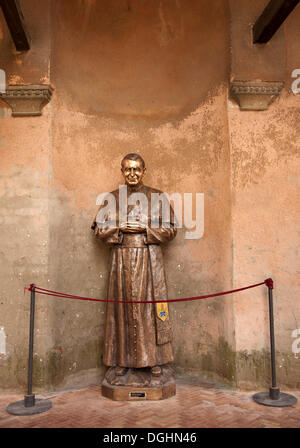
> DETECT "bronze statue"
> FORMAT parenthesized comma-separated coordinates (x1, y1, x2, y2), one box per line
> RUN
(91, 154, 177, 400)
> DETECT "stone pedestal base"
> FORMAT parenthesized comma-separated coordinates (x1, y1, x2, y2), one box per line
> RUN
(101, 365, 176, 401)
(102, 378, 175, 401)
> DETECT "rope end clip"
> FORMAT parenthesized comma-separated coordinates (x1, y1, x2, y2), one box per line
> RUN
(265, 278, 274, 289)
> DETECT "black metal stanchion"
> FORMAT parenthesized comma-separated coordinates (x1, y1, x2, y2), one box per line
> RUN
(253, 278, 297, 407)
(7, 284, 52, 415)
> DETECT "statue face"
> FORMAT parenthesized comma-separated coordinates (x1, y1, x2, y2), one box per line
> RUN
(121, 159, 146, 186)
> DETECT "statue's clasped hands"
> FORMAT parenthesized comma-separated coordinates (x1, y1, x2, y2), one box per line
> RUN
(120, 214, 148, 233)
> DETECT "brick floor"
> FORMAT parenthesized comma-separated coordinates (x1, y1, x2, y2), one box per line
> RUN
(0, 380, 299, 428)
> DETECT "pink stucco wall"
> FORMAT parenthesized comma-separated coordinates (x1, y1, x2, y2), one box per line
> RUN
(0, 0, 299, 392)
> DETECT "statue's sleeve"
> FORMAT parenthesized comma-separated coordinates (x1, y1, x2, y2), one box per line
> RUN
(91, 198, 121, 245)
(145, 195, 177, 244)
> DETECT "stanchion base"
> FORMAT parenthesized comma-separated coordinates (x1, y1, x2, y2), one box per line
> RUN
(6, 398, 52, 415)
(253, 391, 297, 407)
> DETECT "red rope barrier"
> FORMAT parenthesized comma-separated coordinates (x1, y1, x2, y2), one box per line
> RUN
(24, 278, 273, 304)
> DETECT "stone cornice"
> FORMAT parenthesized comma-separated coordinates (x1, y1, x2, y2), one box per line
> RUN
(0, 84, 54, 116)
(230, 81, 284, 111)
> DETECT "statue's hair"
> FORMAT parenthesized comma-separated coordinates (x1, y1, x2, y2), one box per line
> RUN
(121, 153, 145, 169)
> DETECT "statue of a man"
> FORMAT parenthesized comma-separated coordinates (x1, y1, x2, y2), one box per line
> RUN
(91, 153, 176, 391)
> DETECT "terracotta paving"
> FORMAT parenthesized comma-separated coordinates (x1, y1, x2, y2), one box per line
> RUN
(0, 380, 299, 428)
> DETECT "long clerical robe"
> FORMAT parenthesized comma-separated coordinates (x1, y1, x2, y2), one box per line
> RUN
(91, 183, 176, 368)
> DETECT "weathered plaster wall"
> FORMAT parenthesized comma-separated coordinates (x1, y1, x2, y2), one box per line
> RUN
(0, 0, 299, 393)
(229, 0, 300, 388)
(49, 0, 233, 388)
(0, 0, 53, 390)
(0, 0, 234, 392)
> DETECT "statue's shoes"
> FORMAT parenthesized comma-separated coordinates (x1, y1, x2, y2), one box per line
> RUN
(115, 366, 127, 376)
(151, 365, 162, 377)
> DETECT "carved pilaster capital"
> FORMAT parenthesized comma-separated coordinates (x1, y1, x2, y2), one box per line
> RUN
(0, 84, 54, 116)
(230, 81, 283, 111)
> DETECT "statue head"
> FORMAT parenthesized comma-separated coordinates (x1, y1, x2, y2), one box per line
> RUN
(121, 153, 146, 187)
